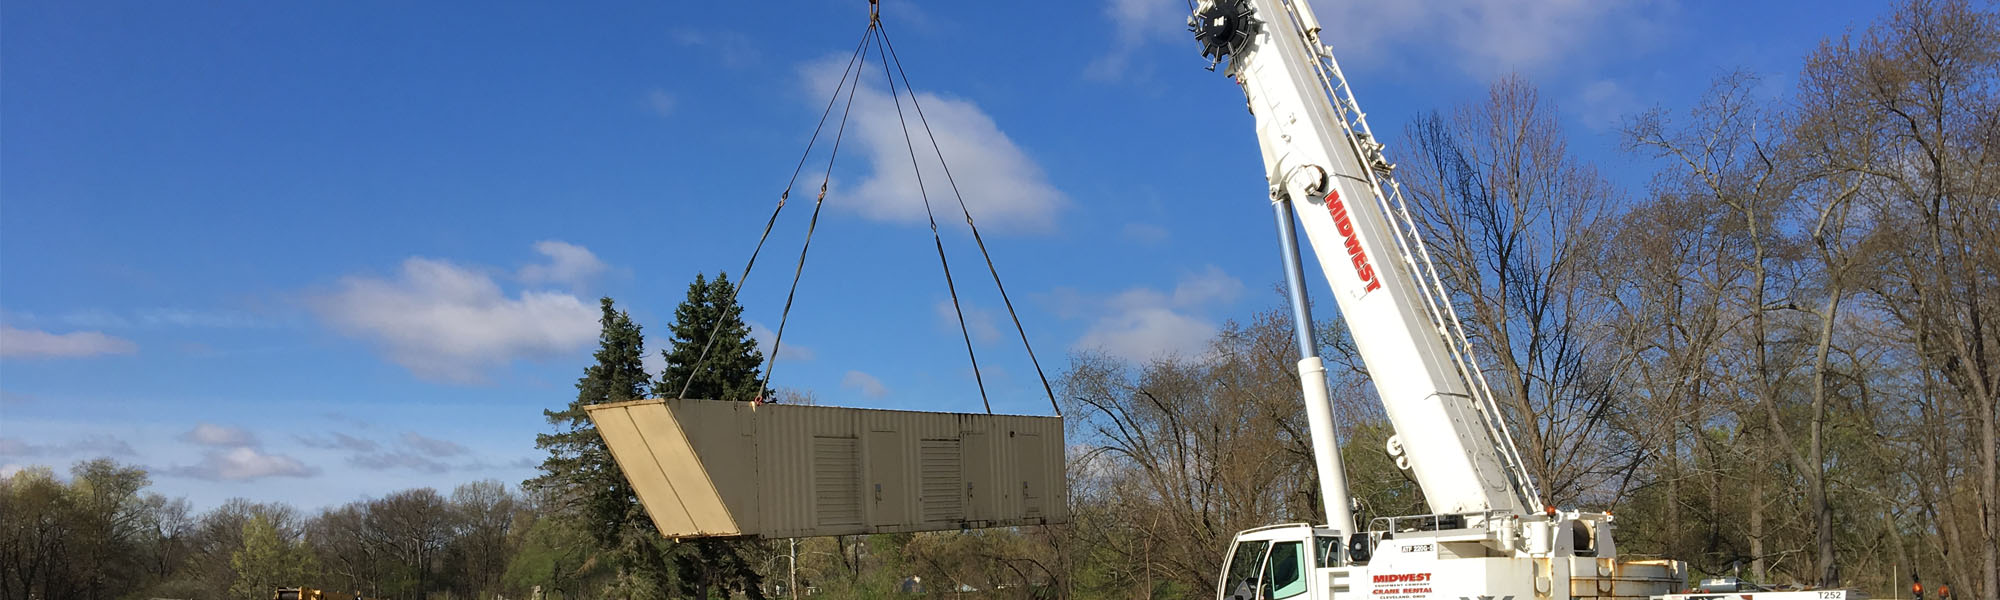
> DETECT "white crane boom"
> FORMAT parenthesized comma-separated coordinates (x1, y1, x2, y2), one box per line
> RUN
(1197, 0, 1537, 523)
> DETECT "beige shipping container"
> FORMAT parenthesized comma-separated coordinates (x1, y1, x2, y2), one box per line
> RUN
(585, 398, 1066, 539)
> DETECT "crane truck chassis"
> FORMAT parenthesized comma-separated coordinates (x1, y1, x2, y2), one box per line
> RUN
(1185, 1, 1862, 599)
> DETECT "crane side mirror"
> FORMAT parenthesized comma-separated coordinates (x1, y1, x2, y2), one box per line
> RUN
(1346, 533, 1372, 564)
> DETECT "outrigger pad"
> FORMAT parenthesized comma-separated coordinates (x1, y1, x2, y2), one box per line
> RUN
(584, 398, 1066, 539)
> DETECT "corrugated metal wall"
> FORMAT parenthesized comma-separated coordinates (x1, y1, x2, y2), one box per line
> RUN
(589, 399, 1065, 540)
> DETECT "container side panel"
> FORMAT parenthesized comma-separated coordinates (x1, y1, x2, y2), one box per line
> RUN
(667, 400, 759, 533)
(627, 404, 739, 535)
(758, 404, 802, 537)
(591, 406, 701, 536)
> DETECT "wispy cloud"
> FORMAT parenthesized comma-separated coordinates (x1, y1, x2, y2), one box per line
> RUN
(1061, 266, 1244, 361)
(164, 447, 317, 481)
(644, 88, 677, 117)
(1090, 0, 1669, 80)
(802, 55, 1067, 233)
(180, 424, 260, 448)
(299, 432, 378, 453)
(1086, 0, 1184, 81)
(0, 435, 137, 458)
(747, 320, 816, 362)
(842, 370, 890, 398)
(309, 243, 602, 383)
(1121, 223, 1170, 245)
(671, 28, 760, 68)
(340, 432, 481, 474)
(400, 432, 468, 457)
(516, 240, 609, 290)
(0, 326, 137, 358)
(934, 300, 1003, 344)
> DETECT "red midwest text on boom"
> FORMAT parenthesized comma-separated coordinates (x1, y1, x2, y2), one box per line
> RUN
(1324, 188, 1383, 293)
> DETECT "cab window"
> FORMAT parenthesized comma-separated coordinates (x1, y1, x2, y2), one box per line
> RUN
(1221, 540, 1269, 600)
(1314, 535, 1340, 567)
(1262, 541, 1308, 599)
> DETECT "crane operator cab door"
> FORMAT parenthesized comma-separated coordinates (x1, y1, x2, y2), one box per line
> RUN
(1216, 525, 1342, 600)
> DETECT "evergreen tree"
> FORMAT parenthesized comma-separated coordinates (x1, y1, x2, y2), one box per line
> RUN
(656, 273, 767, 401)
(529, 297, 648, 546)
(652, 273, 770, 599)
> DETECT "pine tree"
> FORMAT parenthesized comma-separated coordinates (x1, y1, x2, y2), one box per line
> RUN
(656, 272, 768, 401)
(652, 273, 770, 599)
(529, 297, 648, 545)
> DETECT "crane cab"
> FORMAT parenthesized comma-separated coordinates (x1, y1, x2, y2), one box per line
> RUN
(1215, 523, 1353, 600)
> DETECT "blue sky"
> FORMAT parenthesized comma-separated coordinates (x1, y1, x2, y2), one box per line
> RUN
(1, 0, 1891, 511)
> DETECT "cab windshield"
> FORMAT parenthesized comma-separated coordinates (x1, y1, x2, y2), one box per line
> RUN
(1218, 538, 1309, 600)
(1220, 540, 1268, 600)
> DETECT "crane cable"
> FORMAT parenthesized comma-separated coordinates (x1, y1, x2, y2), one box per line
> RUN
(868, 22, 993, 414)
(875, 23, 1062, 417)
(688, 7, 1062, 419)
(675, 25, 875, 401)
(755, 23, 873, 400)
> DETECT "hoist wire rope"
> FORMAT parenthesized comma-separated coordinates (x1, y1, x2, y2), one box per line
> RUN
(677, 25, 878, 400)
(877, 23, 1062, 417)
(868, 25, 993, 414)
(758, 24, 875, 397)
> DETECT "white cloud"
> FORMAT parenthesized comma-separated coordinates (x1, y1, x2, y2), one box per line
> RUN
(0, 326, 137, 358)
(165, 447, 317, 481)
(517, 240, 608, 290)
(1065, 266, 1244, 362)
(803, 56, 1066, 233)
(842, 370, 890, 398)
(180, 424, 259, 448)
(935, 300, 1003, 344)
(747, 320, 817, 362)
(312, 247, 602, 383)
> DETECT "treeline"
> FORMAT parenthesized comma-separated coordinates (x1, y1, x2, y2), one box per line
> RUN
(0, 460, 530, 600)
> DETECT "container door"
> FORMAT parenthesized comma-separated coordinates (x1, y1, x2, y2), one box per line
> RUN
(1017, 432, 1045, 518)
(963, 431, 990, 523)
(866, 430, 905, 527)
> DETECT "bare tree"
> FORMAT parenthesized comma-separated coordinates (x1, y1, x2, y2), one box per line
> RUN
(1399, 75, 1630, 508)
(1795, 0, 2000, 595)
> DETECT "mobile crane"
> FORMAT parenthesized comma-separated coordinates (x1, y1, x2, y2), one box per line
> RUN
(1186, 1, 1852, 599)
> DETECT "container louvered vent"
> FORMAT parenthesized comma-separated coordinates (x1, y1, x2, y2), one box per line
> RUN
(919, 439, 963, 522)
(813, 436, 862, 527)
